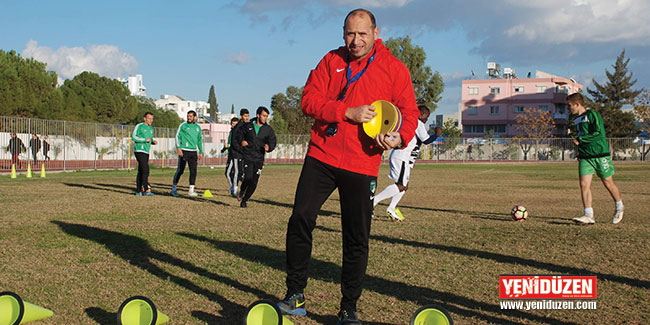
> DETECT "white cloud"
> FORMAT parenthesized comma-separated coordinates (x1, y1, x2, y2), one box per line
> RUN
(225, 51, 252, 65)
(22, 40, 139, 81)
(332, 0, 414, 8)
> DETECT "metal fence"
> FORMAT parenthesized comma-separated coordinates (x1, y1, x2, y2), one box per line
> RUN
(1, 115, 648, 173)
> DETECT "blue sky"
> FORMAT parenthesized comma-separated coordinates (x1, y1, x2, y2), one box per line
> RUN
(2, 0, 649, 123)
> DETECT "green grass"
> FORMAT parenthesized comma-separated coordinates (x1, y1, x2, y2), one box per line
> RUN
(0, 163, 649, 324)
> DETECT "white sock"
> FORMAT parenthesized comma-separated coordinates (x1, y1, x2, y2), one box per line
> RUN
(584, 207, 594, 217)
(615, 201, 624, 210)
(388, 191, 406, 211)
(374, 184, 400, 207)
(189, 185, 195, 193)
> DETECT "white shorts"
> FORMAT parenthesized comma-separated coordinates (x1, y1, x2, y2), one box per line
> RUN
(389, 156, 411, 186)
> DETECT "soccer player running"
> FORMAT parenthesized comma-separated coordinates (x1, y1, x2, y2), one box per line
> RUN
(132, 112, 157, 196)
(567, 93, 624, 224)
(223, 117, 239, 196)
(171, 110, 204, 197)
(373, 104, 442, 221)
(235, 106, 276, 208)
(277, 9, 419, 324)
(226, 108, 250, 197)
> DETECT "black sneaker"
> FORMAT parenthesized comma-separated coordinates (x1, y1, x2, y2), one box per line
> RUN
(337, 309, 361, 325)
(240, 200, 247, 208)
(277, 293, 306, 316)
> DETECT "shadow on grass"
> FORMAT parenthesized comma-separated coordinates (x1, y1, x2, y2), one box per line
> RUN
(85, 307, 115, 325)
(53, 221, 274, 322)
(179, 232, 575, 325)
(249, 198, 339, 217)
(316, 225, 650, 290)
(62, 182, 228, 205)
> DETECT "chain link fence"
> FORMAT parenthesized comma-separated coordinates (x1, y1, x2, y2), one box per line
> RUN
(2, 115, 648, 173)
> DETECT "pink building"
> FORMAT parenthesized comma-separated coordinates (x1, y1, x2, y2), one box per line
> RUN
(461, 69, 583, 137)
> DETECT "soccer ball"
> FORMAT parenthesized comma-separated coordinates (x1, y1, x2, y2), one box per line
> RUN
(511, 205, 528, 221)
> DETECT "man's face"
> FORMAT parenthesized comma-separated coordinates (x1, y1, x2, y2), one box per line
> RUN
(343, 13, 378, 60)
(567, 101, 579, 115)
(257, 111, 269, 124)
(231, 120, 238, 128)
(144, 114, 154, 126)
(11, 133, 16, 138)
(241, 113, 250, 123)
(419, 110, 430, 124)
(187, 113, 196, 123)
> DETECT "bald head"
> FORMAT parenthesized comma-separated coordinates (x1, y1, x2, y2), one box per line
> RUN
(344, 8, 376, 29)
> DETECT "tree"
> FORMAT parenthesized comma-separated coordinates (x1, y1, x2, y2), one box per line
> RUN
(440, 119, 462, 155)
(0, 50, 62, 118)
(268, 110, 289, 135)
(208, 85, 218, 120)
(270, 86, 312, 135)
(129, 97, 182, 129)
(587, 50, 642, 137)
(633, 91, 650, 133)
(384, 36, 444, 110)
(59, 72, 137, 124)
(231, 104, 235, 114)
(513, 107, 556, 160)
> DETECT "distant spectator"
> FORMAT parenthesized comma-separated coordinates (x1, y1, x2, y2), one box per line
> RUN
(42, 135, 51, 161)
(29, 133, 41, 164)
(467, 144, 473, 160)
(7, 132, 26, 168)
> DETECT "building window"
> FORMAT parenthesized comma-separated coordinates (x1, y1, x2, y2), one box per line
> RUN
(556, 104, 566, 115)
(536, 85, 547, 93)
(514, 86, 525, 93)
(490, 87, 500, 94)
(515, 106, 525, 113)
(538, 105, 549, 111)
(468, 87, 479, 95)
(464, 125, 484, 133)
(490, 106, 500, 115)
(468, 106, 478, 115)
(486, 125, 506, 133)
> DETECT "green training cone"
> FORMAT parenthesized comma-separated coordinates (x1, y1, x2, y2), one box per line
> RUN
(202, 189, 213, 198)
(410, 304, 453, 325)
(117, 296, 169, 325)
(244, 300, 294, 325)
(0, 291, 54, 325)
(363, 100, 403, 138)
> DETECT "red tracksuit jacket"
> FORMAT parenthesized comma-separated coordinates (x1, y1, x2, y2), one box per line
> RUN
(302, 39, 419, 176)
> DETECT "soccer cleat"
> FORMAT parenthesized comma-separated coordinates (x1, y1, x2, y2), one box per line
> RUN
(145, 191, 154, 196)
(170, 190, 179, 197)
(337, 308, 361, 325)
(612, 208, 624, 224)
(572, 215, 595, 224)
(277, 293, 306, 316)
(240, 200, 247, 208)
(135, 192, 143, 196)
(188, 191, 199, 197)
(387, 207, 404, 221)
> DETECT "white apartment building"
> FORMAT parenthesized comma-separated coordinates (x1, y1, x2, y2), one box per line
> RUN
(154, 94, 209, 120)
(118, 74, 147, 97)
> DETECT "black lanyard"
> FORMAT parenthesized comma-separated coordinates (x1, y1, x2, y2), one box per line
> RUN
(338, 51, 376, 101)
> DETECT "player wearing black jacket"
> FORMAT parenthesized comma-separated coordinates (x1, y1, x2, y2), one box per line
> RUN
(234, 106, 276, 207)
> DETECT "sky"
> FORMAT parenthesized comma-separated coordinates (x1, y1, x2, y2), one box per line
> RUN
(2, 0, 649, 124)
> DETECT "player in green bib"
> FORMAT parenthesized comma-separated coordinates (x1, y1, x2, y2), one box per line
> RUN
(132, 112, 157, 196)
(567, 93, 624, 224)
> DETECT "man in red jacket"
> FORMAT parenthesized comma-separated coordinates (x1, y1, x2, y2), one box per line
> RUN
(278, 8, 419, 324)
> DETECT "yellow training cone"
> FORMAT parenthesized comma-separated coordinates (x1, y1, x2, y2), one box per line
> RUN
(117, 296, 168, 325)
(25, 164, 32, 178)
(40, 164, 46, 178)
(410, 304, 453, 325)
(245, 300, 293, 325)
(0, 291, 54, 325)
(363, 100, 403, 138)
(202, 189, 213, 198)
(10, 164, 17, 179)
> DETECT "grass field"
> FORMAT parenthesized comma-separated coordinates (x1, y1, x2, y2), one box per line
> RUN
(1, 162, 649, 324)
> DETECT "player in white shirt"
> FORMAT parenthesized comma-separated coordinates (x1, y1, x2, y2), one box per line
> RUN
(373, 104, 442, 220)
